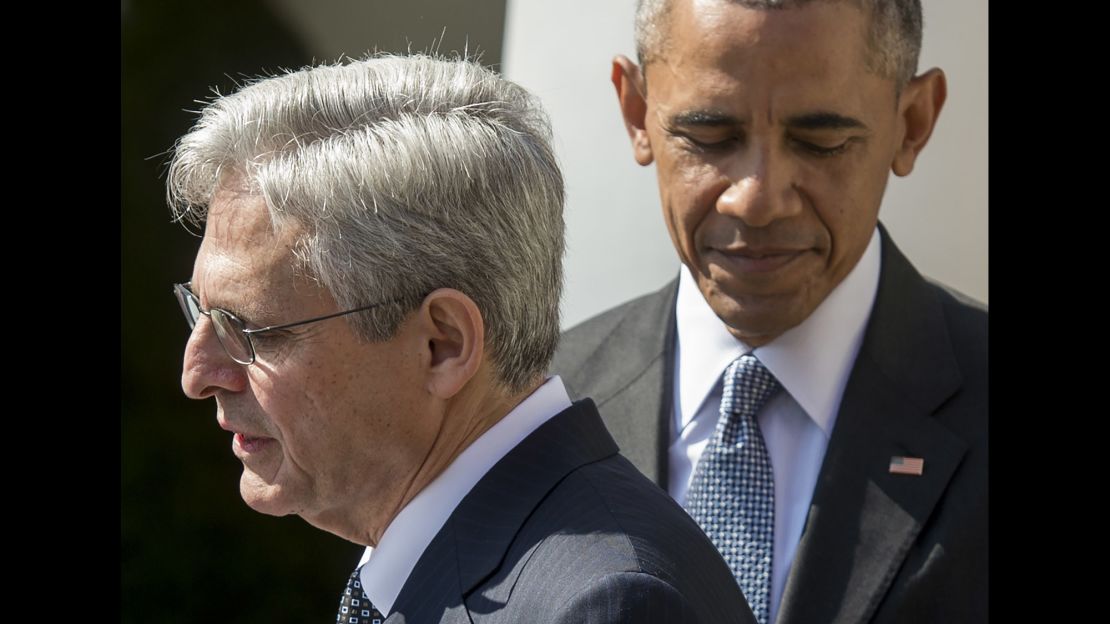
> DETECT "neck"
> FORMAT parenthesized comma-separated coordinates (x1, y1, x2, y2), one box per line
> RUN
(407, 374, 541, 504)
(343, 371, 544, 546)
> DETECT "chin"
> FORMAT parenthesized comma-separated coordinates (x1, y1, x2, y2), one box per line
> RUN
(239, 472, 300, 517)
(708, 291, 807, 345)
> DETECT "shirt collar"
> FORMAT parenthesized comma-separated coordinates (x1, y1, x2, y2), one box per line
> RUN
(675, 227, 882, 436)
(357, 375, 573, 615)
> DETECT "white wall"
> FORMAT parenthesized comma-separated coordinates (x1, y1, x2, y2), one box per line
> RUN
(503, 0, 988, 329)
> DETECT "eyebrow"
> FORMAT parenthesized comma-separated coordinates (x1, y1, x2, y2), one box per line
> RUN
(669, 110, 867, 131)
(785, 112, 867, 131)
(188, 282, 266, 327)
(670, 111, 737, 127)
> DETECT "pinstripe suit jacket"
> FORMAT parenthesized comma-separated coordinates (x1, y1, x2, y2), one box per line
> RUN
(382, 399, 756, 624)
(551, 231, 988, 623)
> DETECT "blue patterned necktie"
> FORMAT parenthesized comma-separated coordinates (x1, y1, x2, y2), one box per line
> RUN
(685, 354, 781, 624)
(336, 566, 385, 624)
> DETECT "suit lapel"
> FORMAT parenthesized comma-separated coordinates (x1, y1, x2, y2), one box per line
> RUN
(560, 279, 678, 486)
(775, 231, 969, 624)
(387, 400, 621, 622)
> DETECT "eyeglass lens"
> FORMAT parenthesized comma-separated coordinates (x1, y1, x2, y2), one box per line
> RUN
(175, 284, 256, 365)
(209, 310, 255, 364)
(176, 286, 200, 330)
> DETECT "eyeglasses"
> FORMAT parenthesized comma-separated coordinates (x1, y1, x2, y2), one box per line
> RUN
(173, 282, 394, 365)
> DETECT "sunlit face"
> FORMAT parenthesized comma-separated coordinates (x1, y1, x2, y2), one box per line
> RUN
(639, 0, 908, 345)
(180, 185, 436, 538)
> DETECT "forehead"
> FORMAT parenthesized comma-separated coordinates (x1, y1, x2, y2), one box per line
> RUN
(192, 185, 310, 308)
(201, 187, 297, 264)
(651, 0, 880, 108)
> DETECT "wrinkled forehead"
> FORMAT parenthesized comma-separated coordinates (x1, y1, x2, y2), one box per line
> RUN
(197, 185, 306, 281)
(205, 186, 275, 239)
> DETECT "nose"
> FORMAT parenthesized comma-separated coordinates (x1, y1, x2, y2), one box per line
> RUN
(716, 142, 801, 227)
(181, 318, 248, 399)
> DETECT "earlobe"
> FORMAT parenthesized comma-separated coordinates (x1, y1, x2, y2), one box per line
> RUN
(611, 55, 654, 166)
(892, 68, 947, 177)
(417, 289, 485, 400)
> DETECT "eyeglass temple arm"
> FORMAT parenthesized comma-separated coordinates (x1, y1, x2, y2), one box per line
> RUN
(242, 301, 391, 335)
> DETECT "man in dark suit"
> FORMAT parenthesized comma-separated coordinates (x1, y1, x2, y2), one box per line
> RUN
(168, 54, 754, 623)
(553, 1, 987, 622)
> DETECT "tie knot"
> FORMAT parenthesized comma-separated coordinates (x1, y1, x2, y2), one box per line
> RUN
(337, 565, 384, 624)
(721, 355, 780, 417)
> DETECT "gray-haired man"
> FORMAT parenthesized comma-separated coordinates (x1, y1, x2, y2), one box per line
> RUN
(168, 55, 754, 623)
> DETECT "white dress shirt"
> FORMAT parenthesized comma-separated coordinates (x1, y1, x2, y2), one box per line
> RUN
(670, 228, 881, 624)
(356, 376, 573, 616)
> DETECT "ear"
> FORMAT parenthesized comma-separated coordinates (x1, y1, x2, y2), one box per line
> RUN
(414, 289, 485, 400)
(892, 68, 947, 177)
(611, 54, 654, 166)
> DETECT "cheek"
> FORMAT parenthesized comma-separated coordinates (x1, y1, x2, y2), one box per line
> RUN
(803, 182, 881, 266)
(658, 157, 722, 251)
(276, 381, 375, 492)
(252, 365, 338, 449)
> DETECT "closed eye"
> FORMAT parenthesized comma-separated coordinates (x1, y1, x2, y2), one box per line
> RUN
(677, 133, 739, 152)
(245, 328, 291, 344)
(790, 136, 854, 157)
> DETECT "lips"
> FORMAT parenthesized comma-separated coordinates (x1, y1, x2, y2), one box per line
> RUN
(234, 433, 275, 453)
(218, 418, 275, 454)
(707, 246, 807, 274)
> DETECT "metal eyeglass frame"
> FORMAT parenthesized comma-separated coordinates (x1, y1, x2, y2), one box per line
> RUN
(173, 281, 395, 365)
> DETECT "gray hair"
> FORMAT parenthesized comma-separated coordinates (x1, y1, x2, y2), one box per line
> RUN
(166, 54, 565, 394)
(635, 0, 923, 88)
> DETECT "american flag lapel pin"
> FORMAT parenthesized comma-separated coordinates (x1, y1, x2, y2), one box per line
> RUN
(889, 456, 924, 476)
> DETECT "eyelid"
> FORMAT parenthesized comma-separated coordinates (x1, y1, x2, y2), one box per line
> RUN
(691, 138, 737, 150)
(674, 130, 739, 151)
(790, 135, 855, 156)
(248, 329, 286, 342)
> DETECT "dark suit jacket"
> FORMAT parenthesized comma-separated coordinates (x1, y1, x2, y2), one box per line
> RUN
(551, 230, 988, 623)
(382, 399, 756, 623)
